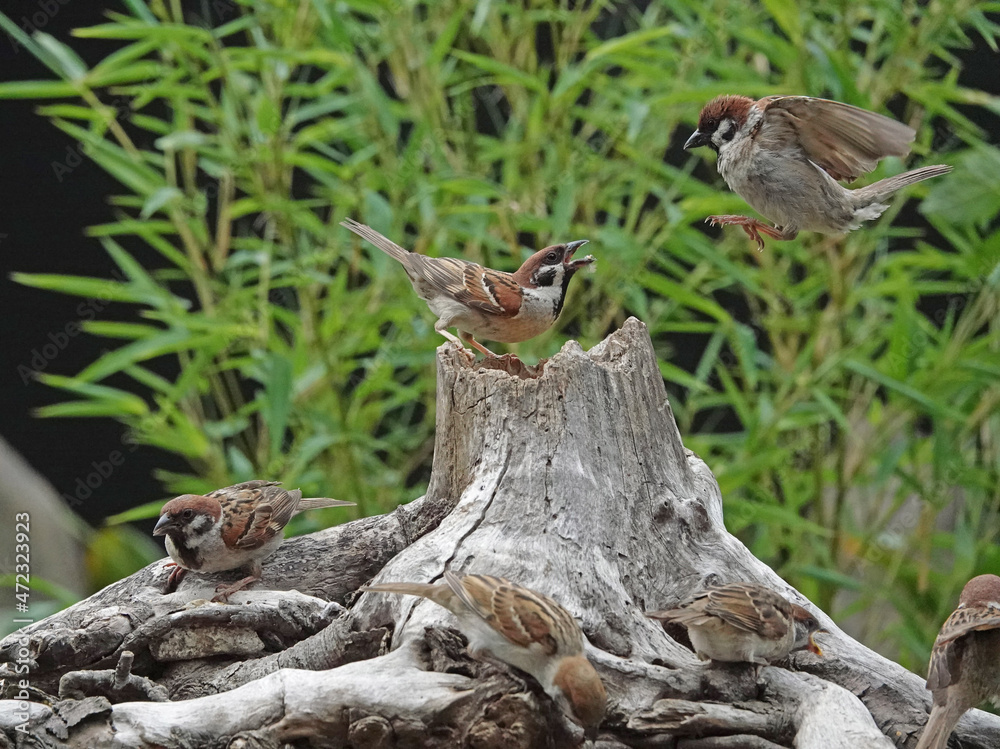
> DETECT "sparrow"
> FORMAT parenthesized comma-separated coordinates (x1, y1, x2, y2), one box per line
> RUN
(340, 219, 594, 357)
(684, 95, 952, 250)
(916, 574, 1000, 749)
(153, 480, 355, 602)
(362, 571, 607, 738)
(646, 581, 826, 665)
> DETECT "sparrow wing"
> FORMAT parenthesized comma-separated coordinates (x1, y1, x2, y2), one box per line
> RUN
(699, 584, 792, 640)
(341, 218, 520, 317)
(446, 572, 580, 656)
(215, 482, 298, 550)
(759, 96, 916, 182)
(209, 480, 281, 496)
(406, 255, 521, 317)
(926, 605, 1000, 691)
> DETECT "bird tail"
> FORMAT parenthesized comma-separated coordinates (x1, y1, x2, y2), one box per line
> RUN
(340, 218, 411, 263)
(361, 581, 457, 610)
(295, 497, 355, 512)
(853, 164, 951, 205)
(645, 608, 687, 624)
(915, 702, 966, 749)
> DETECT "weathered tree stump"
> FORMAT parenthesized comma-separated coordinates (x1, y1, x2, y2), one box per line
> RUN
(2, 318, 997, 748)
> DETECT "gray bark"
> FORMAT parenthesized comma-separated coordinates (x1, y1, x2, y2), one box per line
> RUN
(0, 318, 995, 748)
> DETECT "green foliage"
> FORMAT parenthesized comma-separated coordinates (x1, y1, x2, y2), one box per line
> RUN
(1, 0, 998, 670)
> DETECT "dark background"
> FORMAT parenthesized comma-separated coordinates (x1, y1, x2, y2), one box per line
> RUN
(1, 3, 998, 528)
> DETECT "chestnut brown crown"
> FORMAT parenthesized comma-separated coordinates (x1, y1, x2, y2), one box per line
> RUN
(959, 574, 1000, 607)
(684, 95, 755, 150)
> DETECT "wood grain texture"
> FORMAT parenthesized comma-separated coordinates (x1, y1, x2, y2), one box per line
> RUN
(1, 319, 997, 748)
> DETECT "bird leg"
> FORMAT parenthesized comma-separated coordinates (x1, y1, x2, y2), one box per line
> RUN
(706, 215, 793, 252)
(211, 561, 263, 603)
(163, 562, 187, 594)
(459, 330, 500, 358)
(433, 323, 477, 361)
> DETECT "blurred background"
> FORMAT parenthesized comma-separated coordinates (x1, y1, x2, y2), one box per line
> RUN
(0, 0, 997, 676)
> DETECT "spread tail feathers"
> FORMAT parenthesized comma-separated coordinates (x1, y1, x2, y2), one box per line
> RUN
(854, 164, 951, 204)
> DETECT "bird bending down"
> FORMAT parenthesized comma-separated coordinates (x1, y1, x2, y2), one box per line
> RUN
(646, 581, 826, 665)
(363, 571, 607, 738)
(340, 219, 594, 357)
(684, 94, 951, 250)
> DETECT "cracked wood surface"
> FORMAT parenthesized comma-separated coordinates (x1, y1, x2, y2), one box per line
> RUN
(0, 318, 996, 748)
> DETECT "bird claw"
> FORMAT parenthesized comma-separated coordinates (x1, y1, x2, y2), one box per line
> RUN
(211, 575, 259, 603)
(705, 215, 775, 252)
(163, 563, 186, 594)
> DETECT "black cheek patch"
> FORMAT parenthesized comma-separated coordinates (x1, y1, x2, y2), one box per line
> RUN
(533, 268, 558, 287)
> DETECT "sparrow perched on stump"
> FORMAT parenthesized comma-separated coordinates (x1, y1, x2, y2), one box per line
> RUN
(341, 219, 594, 357)
(153, 480, 354, 602)
(916, 574, 1000, 749)
(363, 571, 607, 738)
(646, 581, 826, 665)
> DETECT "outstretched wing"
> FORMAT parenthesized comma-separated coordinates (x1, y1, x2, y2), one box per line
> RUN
(759, 96, 915, 182)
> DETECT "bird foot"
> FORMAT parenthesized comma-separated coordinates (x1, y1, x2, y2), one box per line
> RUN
(211, 575, 260, 603)
(462, 335, 500, 358)
(438, 331, 478, 362)
(163, 563, 187, 594)
(706, 215, 784, 252)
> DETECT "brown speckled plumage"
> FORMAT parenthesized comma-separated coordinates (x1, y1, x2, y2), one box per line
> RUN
(340, 219, 593, 356)
(153, 480, 353, 601)
(917, 575, 1000, 749)
(363, 572, 606, 736)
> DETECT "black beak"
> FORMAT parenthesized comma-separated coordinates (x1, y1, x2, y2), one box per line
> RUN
(684, 130, 711, 150)
(564, 240, 595, 270)
(153, 514, 174, 537)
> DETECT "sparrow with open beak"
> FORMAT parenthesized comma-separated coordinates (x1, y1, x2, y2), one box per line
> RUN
(363, 571, 607, 738)
(341, 219, 594, 357)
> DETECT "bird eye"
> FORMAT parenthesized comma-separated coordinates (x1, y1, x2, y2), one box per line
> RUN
(181, 509, 194, 520)
(545, 251, 560, 264)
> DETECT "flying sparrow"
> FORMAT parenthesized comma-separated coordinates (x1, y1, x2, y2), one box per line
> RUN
(684, 95, 952, 250)
(363, 571, 607, 737)
(153, 480, 355, 602)
(916, 574, 1000, 749)
(646, 581, 826, 665)
(340, 219, 594, 357)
